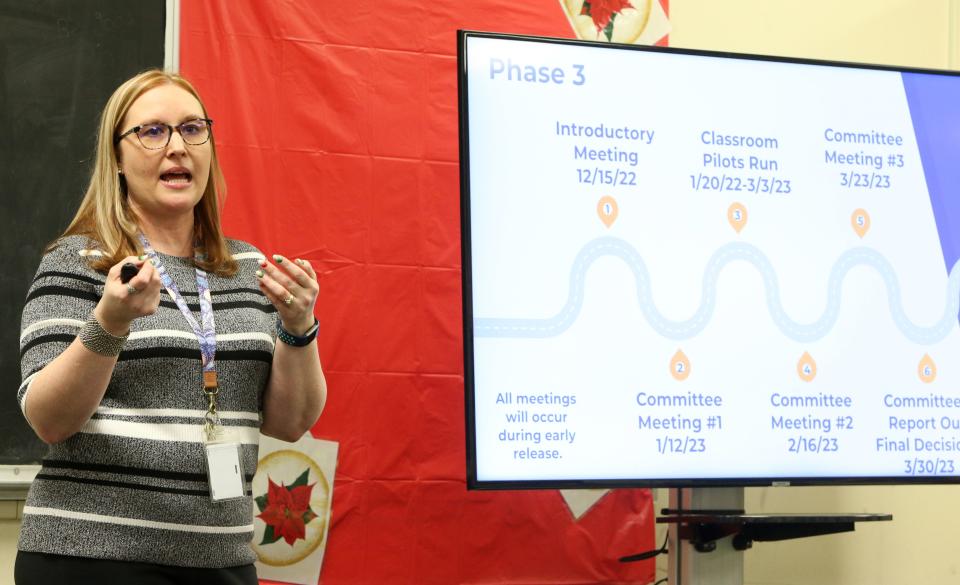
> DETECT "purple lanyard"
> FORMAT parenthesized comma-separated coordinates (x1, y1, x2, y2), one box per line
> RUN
(137, 233, 218, 390)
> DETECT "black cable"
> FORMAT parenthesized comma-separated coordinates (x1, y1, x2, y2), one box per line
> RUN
(619, 532, 669, 562)
(653, 578, 668, 585)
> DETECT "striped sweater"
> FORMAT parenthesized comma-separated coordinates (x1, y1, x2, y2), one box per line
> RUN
(17, 235, 275, 568)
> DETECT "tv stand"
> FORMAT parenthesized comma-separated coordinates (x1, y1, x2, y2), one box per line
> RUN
(627, 488, 892, 585)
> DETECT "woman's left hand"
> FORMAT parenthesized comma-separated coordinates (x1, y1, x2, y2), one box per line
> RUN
(256, 254, 319, 335)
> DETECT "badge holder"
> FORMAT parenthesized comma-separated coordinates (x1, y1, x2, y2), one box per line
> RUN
(202, 373, 245, 502)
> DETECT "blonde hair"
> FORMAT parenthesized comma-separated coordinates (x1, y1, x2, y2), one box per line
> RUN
(55, 69, 237, 276)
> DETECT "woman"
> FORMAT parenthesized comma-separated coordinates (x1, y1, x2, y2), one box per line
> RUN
(15, 69, 326, 584)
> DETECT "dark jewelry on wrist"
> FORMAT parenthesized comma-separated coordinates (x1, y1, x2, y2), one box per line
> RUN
(276, 318, 319, 347)
(79, 313, 129, 356)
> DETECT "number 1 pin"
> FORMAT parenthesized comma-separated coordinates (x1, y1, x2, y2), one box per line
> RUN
(597, 195, 619, 228)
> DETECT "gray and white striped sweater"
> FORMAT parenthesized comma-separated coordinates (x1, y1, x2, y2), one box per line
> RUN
(18, 235, 276, 568)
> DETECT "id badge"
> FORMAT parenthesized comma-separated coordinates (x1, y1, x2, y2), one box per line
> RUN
(204, 442, 245, 502)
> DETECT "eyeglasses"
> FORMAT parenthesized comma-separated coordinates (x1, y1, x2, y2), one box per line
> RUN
(115, 118, 213, 149)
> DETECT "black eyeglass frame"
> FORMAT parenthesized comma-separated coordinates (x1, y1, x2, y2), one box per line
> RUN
(114, 118, 214, 149)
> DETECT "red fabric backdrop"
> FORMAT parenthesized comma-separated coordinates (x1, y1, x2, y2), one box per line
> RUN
(181, 2, 665, 583)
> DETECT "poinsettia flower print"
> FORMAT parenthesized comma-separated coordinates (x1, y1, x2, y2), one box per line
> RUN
(256, 474, 319, 546)
(581, 0, 635, 39)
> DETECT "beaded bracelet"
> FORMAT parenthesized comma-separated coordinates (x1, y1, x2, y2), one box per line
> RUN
(79, 313, 129, 356)
(276, 318, 319, 347)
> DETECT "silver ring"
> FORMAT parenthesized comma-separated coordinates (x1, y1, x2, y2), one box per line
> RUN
(283, 295, 294, 306)
(126, 284, 139, 295)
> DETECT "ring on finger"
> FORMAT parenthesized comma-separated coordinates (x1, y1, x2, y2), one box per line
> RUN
(126, 284, 139, 295)
(283, 295, 294, 306)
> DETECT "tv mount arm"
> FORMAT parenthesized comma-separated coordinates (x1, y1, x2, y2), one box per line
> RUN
(618, 488, 892, 585)
(655, 510, 892, 553)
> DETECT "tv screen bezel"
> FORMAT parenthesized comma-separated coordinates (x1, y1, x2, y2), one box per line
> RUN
(458, 29, 960, 490)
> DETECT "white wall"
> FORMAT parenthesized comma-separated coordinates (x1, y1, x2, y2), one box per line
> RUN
(0, 502, 22, 582)
(670, 0, 957, 69)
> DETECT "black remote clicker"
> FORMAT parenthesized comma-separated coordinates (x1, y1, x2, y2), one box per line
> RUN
(120, 262, 139, 284)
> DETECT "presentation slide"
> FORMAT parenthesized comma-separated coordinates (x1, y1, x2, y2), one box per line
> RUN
(462, 33, 960, 485)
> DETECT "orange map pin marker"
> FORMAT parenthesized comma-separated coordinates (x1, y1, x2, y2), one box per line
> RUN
(918, 354, 937, 383)
(851, 209, 870, 238)
(597, 196, 619, 228)
(797, 352, 817, 382)
(670, 349, 691, 381)
(727, 202, 747, 234)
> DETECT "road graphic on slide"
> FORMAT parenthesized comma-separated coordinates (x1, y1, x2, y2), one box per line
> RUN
(474, 235, 960, 344)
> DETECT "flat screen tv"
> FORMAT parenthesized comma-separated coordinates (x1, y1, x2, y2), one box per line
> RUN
(459, 30, 960, 489)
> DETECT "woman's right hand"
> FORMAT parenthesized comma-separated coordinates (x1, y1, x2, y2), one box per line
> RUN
(93, 257, 162, 335)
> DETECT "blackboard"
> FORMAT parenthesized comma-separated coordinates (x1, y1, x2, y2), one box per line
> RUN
(0, 0, 165, 464)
